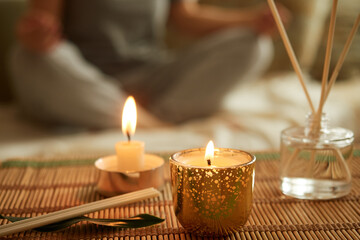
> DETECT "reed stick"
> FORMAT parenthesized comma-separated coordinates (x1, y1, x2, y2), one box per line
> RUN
(0, 188, 160, 237)
(281, 148, 300, 177)
(306, 151, 316, 178)
(332, 147, 352, 182)
(323, 14, 360, 104)
(317, 0, 338, 116)
(266, 0, 315, 113)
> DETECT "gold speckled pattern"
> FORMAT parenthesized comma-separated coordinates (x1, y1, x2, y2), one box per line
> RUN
(170, 149, 255, 236)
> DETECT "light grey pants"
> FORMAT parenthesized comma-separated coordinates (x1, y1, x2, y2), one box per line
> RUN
(10, 29, 273, 128)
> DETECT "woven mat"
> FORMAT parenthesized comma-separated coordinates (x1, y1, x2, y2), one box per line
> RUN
(0, 150, 359, 240)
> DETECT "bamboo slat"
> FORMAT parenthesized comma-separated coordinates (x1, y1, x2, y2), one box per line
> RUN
(0, 150, 359, 240)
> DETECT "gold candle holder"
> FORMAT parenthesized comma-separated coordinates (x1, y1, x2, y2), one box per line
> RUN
(95, 154, 165, 197)
(170, 148, 256, 236)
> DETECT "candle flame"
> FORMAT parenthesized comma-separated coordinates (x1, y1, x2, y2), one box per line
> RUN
(205, 140, 214, 166)
(122, 96, 137, 140)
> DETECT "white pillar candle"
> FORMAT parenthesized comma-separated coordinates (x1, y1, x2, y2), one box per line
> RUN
(115, 96, 144, 172)
(115, 141, 144, 171)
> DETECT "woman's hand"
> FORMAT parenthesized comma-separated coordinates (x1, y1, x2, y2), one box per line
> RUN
(169, 1, 291, 38)
(16, 10, 62, 53)
(251, 3, 292, 37)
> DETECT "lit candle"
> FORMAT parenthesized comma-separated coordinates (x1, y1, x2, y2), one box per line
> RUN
(115, 96, 144, 172)
(169, 142, 256, 236)
(205, 140, 214, 166)
(179, 141, 245, 168)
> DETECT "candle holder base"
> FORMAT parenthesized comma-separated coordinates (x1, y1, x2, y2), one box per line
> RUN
(95, 154, 165, 196)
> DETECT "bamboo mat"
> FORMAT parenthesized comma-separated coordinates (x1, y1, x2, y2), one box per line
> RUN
(0, 150, 359, 240)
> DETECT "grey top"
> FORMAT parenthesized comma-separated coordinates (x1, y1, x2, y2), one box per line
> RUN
(63, 0, 171, 75)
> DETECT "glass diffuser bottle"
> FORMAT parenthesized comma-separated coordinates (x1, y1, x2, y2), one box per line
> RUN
(280, 112, 354, 200)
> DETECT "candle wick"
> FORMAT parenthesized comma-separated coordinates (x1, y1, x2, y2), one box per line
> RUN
(126, 131, 131, 142)
(207, 159, 211, 166)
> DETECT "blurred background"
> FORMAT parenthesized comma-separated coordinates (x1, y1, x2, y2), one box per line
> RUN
(0, 0, 359, 159)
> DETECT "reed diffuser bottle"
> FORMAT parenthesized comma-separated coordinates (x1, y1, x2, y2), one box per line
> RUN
(266, 0, 359, 200)
(280, 112, 354, 199)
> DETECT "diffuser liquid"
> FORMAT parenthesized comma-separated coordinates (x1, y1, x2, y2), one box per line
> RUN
(281, 177, 351, 200)
(280, 145, 353, 200)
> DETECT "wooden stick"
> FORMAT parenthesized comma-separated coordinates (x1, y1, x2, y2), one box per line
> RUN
(281, 148, 300, 177)
(0, 188, 160, 237)
(267, 0, 315, 113)
(317, 0, 338, 115)
(323, 14, 360, 104)
(332, 147, 352, 182)
(306, 151, 317, 178)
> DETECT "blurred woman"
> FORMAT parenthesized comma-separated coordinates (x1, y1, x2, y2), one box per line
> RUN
(11, 0, 289, 128)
